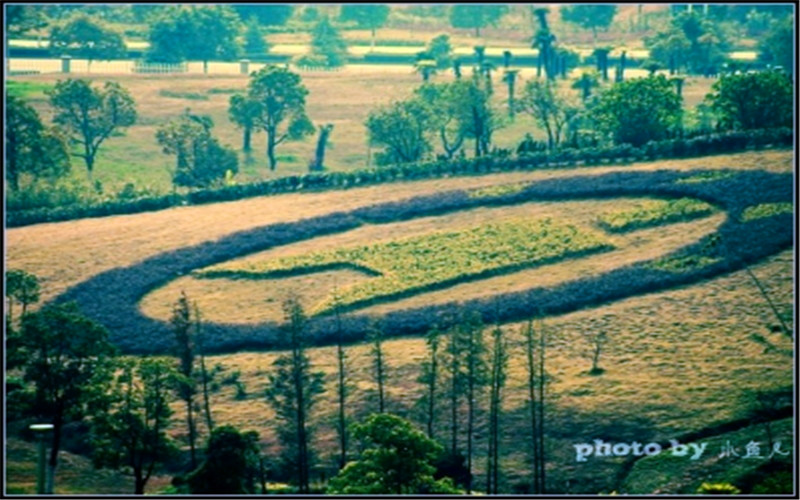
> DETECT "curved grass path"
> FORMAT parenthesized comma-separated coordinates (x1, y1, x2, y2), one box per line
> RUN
(50, 169, 793, 354)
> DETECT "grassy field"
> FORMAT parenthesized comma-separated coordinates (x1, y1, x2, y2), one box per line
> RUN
(8, 67, 720, 199)
(5, 150, 794, 494)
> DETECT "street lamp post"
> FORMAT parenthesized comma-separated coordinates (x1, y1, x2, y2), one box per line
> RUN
(29, 424, 54, 494)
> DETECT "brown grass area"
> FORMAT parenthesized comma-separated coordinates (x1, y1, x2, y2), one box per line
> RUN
(140, 199, 725, 323)
(166, 249, 792, 489)
(7, 150, 791, 308)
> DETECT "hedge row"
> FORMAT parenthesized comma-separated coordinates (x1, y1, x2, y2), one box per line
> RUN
(49, 168, 793, 355)
(8, 127, 792, 228)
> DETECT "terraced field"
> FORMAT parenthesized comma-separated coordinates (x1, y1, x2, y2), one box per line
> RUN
(5, 150, 794, 494)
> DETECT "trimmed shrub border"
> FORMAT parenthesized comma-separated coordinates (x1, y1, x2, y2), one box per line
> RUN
(48, 168, 793, 355)
(7, 128, 792, 228)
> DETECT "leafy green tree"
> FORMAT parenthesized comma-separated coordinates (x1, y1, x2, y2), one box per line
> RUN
(327, 413, 462, 494)
(414, 82, 468, 159)
(759, 15, 794, 79)
(170, 292, 198, 468)
(48, 79, 137, 181)
(449, 5, 508, 37)
(309, 16, 348, 67)
(189, 6, 242, 73)
(185, 425, 261, 494)
(18, 302, 117, 493)
(705, 71, 793, 130)
(243, 16, 269, 57)
(247, 65, 315, 171)
(518, 80, 580, 150)
(156, 112, 238, 188)
(91, 358, 177, 494)
(50, 14, 126, 69)
(6, 5, 47, 36)
(426, 33, 453, 69)
(560, 5, 617, 46)
(232, 5, 294, 26)
(147, 6, 241, 72)
(339, 5, 390, 48)
(5, 97, 70, 191)
(264, 296, 325, 493)
(5, 269, 40, 325)
(590, 75, 683, 147)
(645, 10, 728, 76)
(366, 99, 434, 165)
(228, 94, 262, 153)
(456, 76, 500, 157)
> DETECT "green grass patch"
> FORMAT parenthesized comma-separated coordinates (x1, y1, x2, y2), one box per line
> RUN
(676, 171, 734, 184)
(197, 217, 614, 313)
(7, 80, 54, 99)
(468, 183, 528, 199)
(647, 254, 721, 273)
(207, 87, 243, 95)
(596, 198, 716, 233)
(740, 203, 793, 222)
(157, 89, 209, 101)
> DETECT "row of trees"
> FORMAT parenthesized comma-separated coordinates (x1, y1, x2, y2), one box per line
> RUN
(6, 66, 792, 198)
(5, 269, 565, 494)
(367, 67, 792, 167)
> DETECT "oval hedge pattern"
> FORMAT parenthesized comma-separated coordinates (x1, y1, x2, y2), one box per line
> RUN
(50, 169, 793, 354)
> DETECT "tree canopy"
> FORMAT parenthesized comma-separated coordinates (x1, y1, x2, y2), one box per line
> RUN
(186, 425, 261, 494)
(560, 5, 617, 45)
(590, 75, 683, 147)
(327, 413, 462, 494)
(147, 5, 241, 69)
(705, 71, 793, 130)
(366, 99, 434, 165)
(48, 79, 137, 179)
(50, 14, 126, 65)
(6, 96, 71, 191)
(759, 15, 794, 78)
(231, 5, 293, 26)
(156, 111, 238, 188)
(339, 5, 390, 39)
(449, 5, 508, 37)
(247, 66, 315, 170)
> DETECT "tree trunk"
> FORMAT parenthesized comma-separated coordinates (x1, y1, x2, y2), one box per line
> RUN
(426, 342, 438, 438)
(134, 468, 145, 495)
(203, 60, 208, 74)
(293, 342, 309, 493)
(46, 409, 65, 494)
(371, 27, 376, 50)
(243, 127, 251, 153)
(186, 401, 196, 469)
(267, 134, 277, 171)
